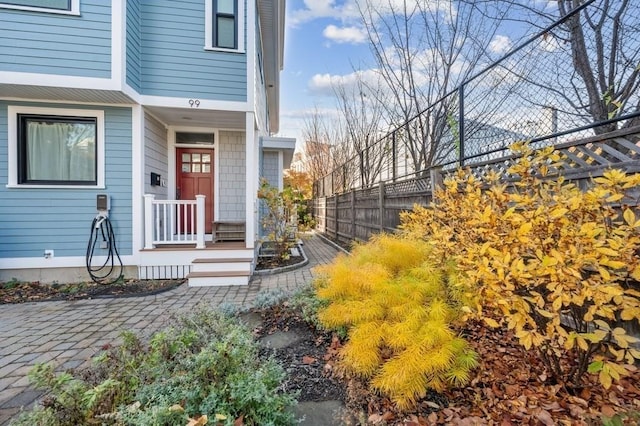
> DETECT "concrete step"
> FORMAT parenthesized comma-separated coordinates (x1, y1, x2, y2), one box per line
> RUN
(190, 257, 254, 273)
(187, 271, 251, 287)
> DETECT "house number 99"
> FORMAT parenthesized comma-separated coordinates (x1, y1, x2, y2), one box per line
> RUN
(189, 99, 200, 107)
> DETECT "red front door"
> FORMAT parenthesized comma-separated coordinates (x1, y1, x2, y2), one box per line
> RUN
(176, 148, 214, 234)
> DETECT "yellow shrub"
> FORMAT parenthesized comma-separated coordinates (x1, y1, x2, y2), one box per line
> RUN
(314, 234, 477, 409)
(401, 143, 640, 388)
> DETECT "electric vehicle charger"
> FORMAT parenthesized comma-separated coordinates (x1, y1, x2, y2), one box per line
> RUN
(86, 214, 124, 284)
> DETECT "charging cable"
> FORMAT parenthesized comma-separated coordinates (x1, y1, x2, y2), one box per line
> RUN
(86, 213, 124, 284)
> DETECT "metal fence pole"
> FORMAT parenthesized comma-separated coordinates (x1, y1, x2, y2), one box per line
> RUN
(392, 131, 397, 181)
(458, 84, 465, 167)
(379, 181, 385, 232)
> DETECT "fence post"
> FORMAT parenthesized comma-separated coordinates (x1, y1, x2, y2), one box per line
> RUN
(458, 84, 465, 166)
(144, 194, 155, 249)
(351, 189, 356, 240)
(429, 167, 443, 204)
(392, 132, 397, 181)
(195, 195, 206, 249)
(343, 164, 347, 192)
(379, 181, 385, 232)
(333, 196, 339, 241)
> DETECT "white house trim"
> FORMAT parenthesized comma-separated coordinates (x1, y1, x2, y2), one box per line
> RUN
(0, 71, 117, 90)
(6, 105, 106, 189)
(167, 125, 221, 220)
(0, 0, 80, 15)
(246, 0, 256, 111)
(131, 105, 144, 260)
(245, 112, 256, 248)
(204, 0, 246, 53)
(111, 0, 124, 90)
(0, 255, 136, 269)
(0, 97, 135, 107)
(123, 84, 142, 103)
(140, 95, 249, 112)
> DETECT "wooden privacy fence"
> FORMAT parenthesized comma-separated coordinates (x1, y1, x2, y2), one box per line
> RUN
(312, 126, 640, 247)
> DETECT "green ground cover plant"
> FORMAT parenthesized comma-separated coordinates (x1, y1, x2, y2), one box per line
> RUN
(11, 307, 296, 426)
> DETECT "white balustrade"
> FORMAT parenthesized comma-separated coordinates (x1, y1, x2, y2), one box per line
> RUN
(143, 194, 206, 249)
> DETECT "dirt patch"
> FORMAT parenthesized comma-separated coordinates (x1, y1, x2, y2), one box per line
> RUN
(255, 255, 304, 271)
(255, 307, 347, 403)
(0, 279, 184, 304)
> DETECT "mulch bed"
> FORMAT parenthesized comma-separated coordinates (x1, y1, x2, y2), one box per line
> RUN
(252, 303, 640, 425)
(341, 320, 640, 425)
(255, 255, 304, 270)
(254, 306, 347, 403)
(0, 279, 184, 304)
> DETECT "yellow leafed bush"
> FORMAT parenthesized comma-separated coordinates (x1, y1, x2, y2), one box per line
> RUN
(314, 234, 477, 409)
(401, 142, 640, 388)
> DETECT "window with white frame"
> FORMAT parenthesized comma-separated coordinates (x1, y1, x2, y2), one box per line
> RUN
(205, 0, 244, 52)
(7, 106, 105, 188)
(0, 0, 79, 15)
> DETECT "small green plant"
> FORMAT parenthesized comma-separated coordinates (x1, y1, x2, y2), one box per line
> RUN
(1, 278, 21, 290)
(253, 288, 290, 309)
(315, 234, 477, 409)
(11, 307, 296, 426)
(289, 283, 328, 330)
(602, 410, 640, 426)
(258, 178, 298, 260)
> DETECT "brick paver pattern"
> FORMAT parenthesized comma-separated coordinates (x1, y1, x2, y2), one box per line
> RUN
(0, 234, 341, 425)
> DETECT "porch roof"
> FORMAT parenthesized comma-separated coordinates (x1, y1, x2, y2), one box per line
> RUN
(262, 136, 295, 168)
(145, 106, 246, 129)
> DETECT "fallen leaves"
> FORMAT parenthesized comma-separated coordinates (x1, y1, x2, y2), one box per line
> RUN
(302, 355, 317, 365)
(347, 320, 640, 425)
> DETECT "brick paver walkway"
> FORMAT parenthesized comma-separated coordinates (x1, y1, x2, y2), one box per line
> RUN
(0, 233, 341, 425)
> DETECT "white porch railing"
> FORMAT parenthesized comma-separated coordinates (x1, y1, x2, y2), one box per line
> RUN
(144, 194, 206, 249)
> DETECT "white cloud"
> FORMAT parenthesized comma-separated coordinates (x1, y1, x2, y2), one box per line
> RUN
(289, 0, 455, 27)
(289, 0, 346, 27)
(322, 25, 367, 44)
(489, 35, 513, 55)
(308, 69, 381, 96)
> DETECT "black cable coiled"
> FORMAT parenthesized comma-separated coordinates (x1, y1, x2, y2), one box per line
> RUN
(86, 215, 124, 284)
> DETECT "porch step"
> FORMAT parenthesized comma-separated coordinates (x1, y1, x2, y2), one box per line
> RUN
(213, 221, 246, 242)
(187, 271, 251, 287)
(190, 257, 254, 273)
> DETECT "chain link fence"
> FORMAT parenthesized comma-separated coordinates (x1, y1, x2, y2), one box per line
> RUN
(313, 0, 640, 198)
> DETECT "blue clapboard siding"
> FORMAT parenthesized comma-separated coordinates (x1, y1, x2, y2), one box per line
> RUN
(126, 0, 141, 92)
(0, 0, 111, 78)
(140, 0, 247, 101)
(0, 101, 133, 259)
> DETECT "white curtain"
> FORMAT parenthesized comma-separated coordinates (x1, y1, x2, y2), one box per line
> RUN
(26, 121, 95, 181)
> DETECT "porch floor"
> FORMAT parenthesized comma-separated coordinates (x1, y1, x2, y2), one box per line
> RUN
(140, 241, 247, 251)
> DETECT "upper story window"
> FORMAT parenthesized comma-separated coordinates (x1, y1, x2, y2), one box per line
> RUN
(7, 106, 105, 188)
(0, 0, 79, 15)
(205, 0, 244, 53)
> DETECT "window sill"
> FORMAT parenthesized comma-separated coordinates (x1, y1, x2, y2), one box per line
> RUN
(0, 4, 80, 15)
(6, 184, 105, 190)
(203, 46, 245, 54)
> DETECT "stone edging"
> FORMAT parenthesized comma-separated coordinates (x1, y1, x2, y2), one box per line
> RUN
(315, 233, 350, 254)
(253, 243, 309, 276)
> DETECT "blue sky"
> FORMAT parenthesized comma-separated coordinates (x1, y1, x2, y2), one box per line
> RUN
(278, 0, 373, 145)
(276, 0, 555, 148)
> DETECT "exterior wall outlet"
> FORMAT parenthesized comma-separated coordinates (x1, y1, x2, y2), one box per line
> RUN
(100, 241, 108, 249)
(44, 249, 54, 259)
